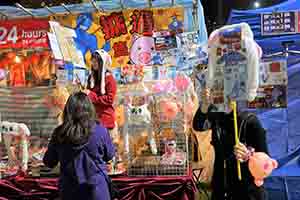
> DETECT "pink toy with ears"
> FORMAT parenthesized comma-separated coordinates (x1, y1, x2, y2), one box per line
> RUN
(152, 80, 176, 94)
(248, 152, 278, 187)
(159, 100, 179, 121)
(174, 73, 190, 92)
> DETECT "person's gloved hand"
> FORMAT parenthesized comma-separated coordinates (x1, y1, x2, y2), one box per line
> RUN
(234, 142, 251, 162)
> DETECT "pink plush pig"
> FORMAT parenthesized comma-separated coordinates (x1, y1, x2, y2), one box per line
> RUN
(248, 152, 278, 187)
(160, 100, 179, 121)
(130, 35, 155, 65)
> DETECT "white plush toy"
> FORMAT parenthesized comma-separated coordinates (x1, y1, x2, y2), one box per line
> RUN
(125, 95, 157, 155)
(0, 121, 30, 172)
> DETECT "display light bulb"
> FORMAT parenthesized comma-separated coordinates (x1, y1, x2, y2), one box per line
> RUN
(15, 55, 21, 63)
(254, 1, 260, 8)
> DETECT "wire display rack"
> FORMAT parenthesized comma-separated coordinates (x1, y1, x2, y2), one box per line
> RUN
(123, 92, 189, 176)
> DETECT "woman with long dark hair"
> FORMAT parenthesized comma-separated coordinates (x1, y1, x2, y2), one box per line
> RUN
(43, 92, 115, 200)
(85, 49, 118, 140)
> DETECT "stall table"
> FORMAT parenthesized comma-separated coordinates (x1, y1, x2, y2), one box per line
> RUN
(0, 175, 196, 200)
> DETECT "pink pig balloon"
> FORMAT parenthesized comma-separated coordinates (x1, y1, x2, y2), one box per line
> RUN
(248, 152, 278, 187)
(160, 100, 178, 121)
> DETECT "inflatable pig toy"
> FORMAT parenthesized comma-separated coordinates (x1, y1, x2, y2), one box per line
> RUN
(248, 152, 278, 187)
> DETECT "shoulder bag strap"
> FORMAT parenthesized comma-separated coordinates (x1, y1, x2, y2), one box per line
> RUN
(238, 113, 256, 145)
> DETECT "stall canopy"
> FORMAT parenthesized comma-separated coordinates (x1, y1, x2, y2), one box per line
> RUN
(227, 0, 300, 57)
(228, 1, 300, 200)
(0, 0, 208, 43)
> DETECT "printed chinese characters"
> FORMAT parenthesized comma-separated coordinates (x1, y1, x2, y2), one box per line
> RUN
(100, 12, 128, 40)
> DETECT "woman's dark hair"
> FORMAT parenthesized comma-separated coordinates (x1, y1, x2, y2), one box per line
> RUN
(87, 52, 103, 89)
(52, 92, 97, 145)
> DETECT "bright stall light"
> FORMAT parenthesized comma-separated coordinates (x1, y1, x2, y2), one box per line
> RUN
(254, 1, 260, 8)
(15, 55, 21, 63)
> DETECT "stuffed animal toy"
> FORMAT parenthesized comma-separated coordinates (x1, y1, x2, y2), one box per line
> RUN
(30, 52, 52, 85)
(126, 96, 157, 155)
(6, 52, 16, 61)
(0, 121, 31, 172)
(9, 62, 26, 87)
(248, 152, 278, 187)
(159, 100, 179, 121)
(44, 86, 70, 124)
(160, 139, 186, 165)
(152, 80, 176, 94)
(174, 73, 191, 93)
(0, 69, 8, 87)
(0, 69, 7, 81)
(115, 105, 125, 128)
(127, 102, 151, 125)
(160, 128, 176, 140)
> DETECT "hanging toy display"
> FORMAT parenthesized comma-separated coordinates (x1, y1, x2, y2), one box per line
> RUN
(30, 51, 52, 86)
(9, 54, 26, 87)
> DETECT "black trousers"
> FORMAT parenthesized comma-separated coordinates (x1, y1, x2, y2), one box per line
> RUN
(212, 182, 267, 200)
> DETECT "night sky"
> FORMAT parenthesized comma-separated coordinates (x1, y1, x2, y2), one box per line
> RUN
(202, 0, 287, 33)
(202, 0, 287, 23)
(0, 0, 288, 33)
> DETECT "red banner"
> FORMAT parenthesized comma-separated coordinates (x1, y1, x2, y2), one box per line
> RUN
(0, 19, 49, 49)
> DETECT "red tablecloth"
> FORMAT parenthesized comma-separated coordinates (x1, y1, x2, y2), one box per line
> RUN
(0, 175, 196, 200)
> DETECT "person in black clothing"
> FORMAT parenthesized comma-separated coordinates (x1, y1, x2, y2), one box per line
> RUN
(193, 89, 268, 200)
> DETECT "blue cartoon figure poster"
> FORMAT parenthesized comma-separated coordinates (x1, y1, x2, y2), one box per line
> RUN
(54, 7, 184, 69)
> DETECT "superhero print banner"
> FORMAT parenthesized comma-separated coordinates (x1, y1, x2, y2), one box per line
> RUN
(53, 7, 184, 68)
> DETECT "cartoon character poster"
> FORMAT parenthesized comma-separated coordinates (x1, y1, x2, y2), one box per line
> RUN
(248, 59, 287, 109)
(209, 27, 249, 111)
(154, 31, 177, 51)
(193, 63, 208, 97)
(248, 86, 287, 109)
(259, 60, 287, 86)
(54, 7, 184, 68)
(176, 32, 205, 71)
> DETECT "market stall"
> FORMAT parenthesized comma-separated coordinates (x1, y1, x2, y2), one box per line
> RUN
(0, 0, 208, 199)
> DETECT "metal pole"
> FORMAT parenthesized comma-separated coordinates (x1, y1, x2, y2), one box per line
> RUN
(89, 0, 104, 12)
(192, 0, 199, 32)
(15, 3, 35, 17)
(217, 0, 223, 25)
(44, 5, 56, 15)
(171, 0, 175, 6)
(148, 0, 152, 8)
(119, 0, 124, 10)
(61, 3, 73, 14)
(0, 11, 8, 20)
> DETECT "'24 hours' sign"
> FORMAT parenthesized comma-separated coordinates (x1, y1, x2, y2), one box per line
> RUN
(0, 19, 49, 49)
